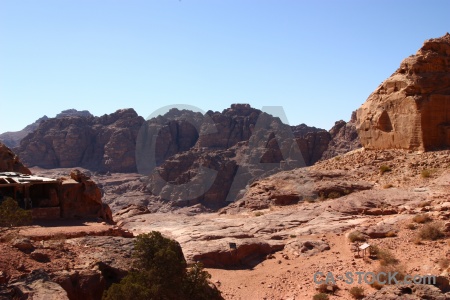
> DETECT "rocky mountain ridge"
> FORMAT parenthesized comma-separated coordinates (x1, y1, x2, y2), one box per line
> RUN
(16, 109, 144, 173)
(0, 109, 93, 149)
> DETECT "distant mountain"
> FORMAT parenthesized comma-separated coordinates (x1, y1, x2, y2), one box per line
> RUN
(16, 109, 144, 173)
(0, 109, 93, 148)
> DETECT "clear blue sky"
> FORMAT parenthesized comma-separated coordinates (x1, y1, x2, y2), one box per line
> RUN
(0, 0, 449, 133)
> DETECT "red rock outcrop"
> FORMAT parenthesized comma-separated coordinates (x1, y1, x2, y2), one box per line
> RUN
(139, 104, 332, 209)
(357, 33, 450, 151)
(320, 111, 361, 160)
(0, 142, 30, 174)
(60, 169, 113, 223)
(17, 109, 144, 173)
(0, 110, 92, 149)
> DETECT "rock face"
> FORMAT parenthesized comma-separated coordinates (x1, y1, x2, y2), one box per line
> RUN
(357, 33, 450, 151)
(60, 169, 113, 222)
(321, 111, 361, 160)
(0, 110, 93, 149)
(17, 109, 144, 173)
(138, 104, 332, 209)
(0, 142, 30, 174)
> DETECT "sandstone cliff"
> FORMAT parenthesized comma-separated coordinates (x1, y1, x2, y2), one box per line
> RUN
(320, 111, 361, 160)
(0, 142, 30, 174)
(138, 104, 332, 209)
(17, 109, 144, 173)
(0, 109, 92, 149)
(357, 33, 450, 151)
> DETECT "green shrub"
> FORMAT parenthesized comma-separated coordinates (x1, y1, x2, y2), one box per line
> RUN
(103, 231, 222, 300)
(379, 165, 392, 175)
(412, 214, 431, 224)
(254, 211, 264, 217)
(313, 293, 329, 300)
(348, 231, 367, 242)
(0, 197, 32, 228)
(418, 222, 444, 241)
(349, 286, 365, 299)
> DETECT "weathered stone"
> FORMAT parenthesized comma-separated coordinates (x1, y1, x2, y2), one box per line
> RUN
(16, 109, 144, 173)
(60, 169, 113, 222)
(284, 239, 330, 257)
(321, 111, 361, 160)
(0, 143, 30, 174)
(12, 238, 34, 252)
(30, 250, 50, 263)
(357, 33, 450, 151)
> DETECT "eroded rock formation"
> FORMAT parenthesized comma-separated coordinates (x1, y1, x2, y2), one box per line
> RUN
(17, 109, 144, 173)
(357, 33, 450, 151)
(321, 111, 361, 159)
(0, 142, 30, 174)
(138, 104, 332, 209)
(0, 109, 93, 149)
(60, 169, 113, 223)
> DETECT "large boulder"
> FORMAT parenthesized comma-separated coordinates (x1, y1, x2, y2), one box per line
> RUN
(60, 169, 113, 222)
(357, 33, 450, 151)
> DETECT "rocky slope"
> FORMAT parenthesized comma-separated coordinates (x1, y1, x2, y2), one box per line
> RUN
(118, 147, 450, 299)
(0, 109, 92, 148)
(16, 109, 144, 173)
(0, 142, 30, 174)
(357, 33, 450, 151)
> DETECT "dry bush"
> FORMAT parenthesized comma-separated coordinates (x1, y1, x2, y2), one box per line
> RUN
(375, 264, 406, 284)
(406, 223, 416, 230)
(421, 169, 432, 178)
(379, 165, 392, 175)
(412, 214, 432, 224)
(373, 248, 399, 266)
(418, 222, 444, 241)
(348, 231, 367, 242)
(313, 293, 329, 300)
(317, 283, 339, 294)
(418, 200, 432, 208)
(383, 184, 394, 189)
(327, 192, 341, 199)
(438, 258, 450, 269)
(385, 231, 397, 237)
(349, 286, 365, 299)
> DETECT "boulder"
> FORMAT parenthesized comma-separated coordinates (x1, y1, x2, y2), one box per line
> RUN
(12, 238, 34, 252)
(30, 250, 50, 263)
(357, 33, 450, 151)
(365, 284, 449, 300)
(60, 169, 113, 222)
(284, 239, 330, 257)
